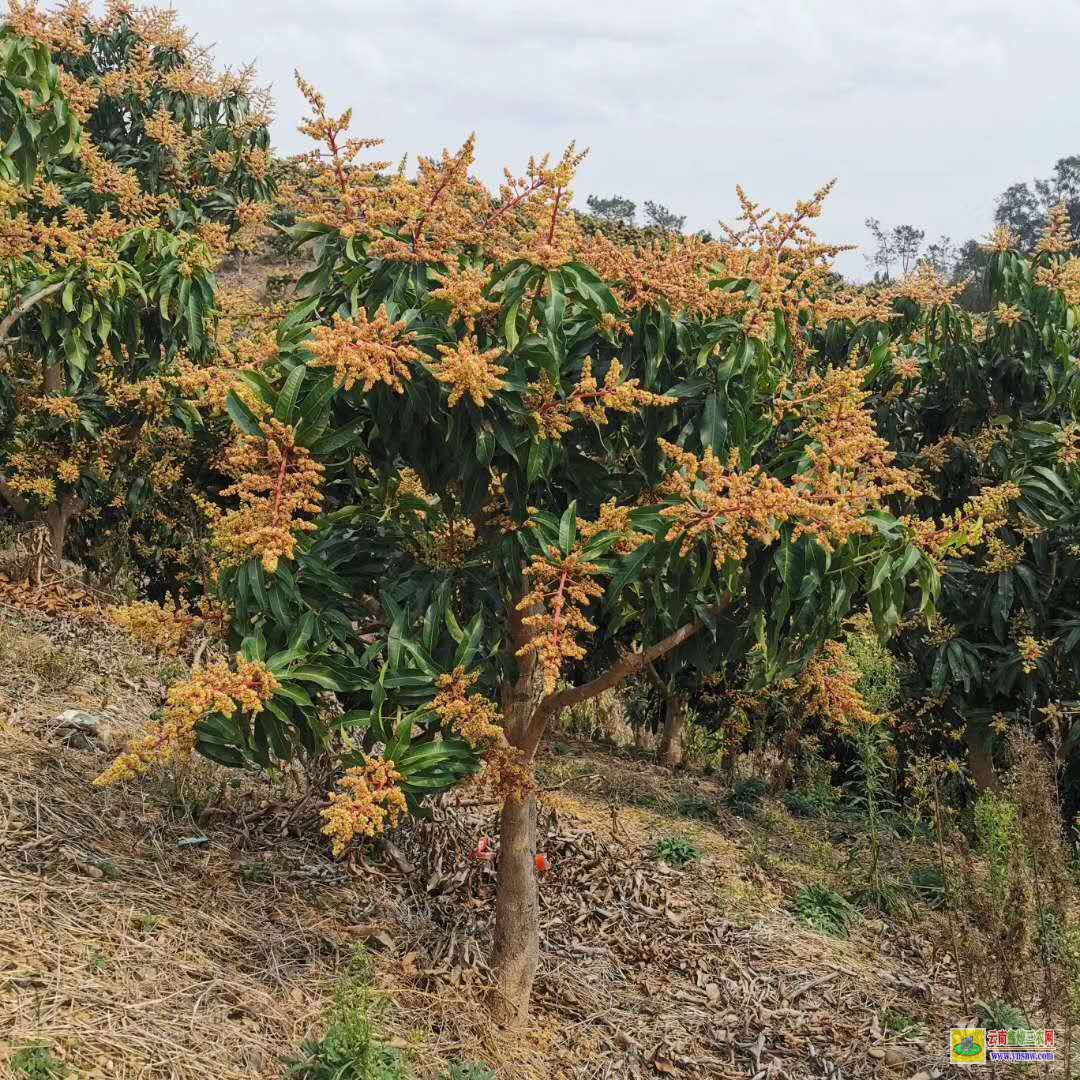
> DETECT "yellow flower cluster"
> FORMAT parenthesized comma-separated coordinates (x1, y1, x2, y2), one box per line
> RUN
(1034, 203, 1075, 257)
(417, 518, 477, 569)
(94, 657, 278, 786)
(430, 263, 499, 329)
(795, 640, 879, 731)
(430, 336, 507, 407)
(108, 595, 203, 656)
(1038, 258, 1080, 307)
(308, 307, 423, 393)
(320, 756, 408, 856)
(578, 499, 649, 555)
(994, 303, 1022, 327)
(481, 744, 535, 803)
(1059, 422, 1080, 468)
(1016, 634, 1048, 675)
(908, 482, 1020, 566)
(524, 358, 674, 441)
(213, 419, 324, 574)
(516, 541, 605, 693)
(431, 667, 504, 748)
(981, 535, 1023, 575)
(660, 368, 914, 569)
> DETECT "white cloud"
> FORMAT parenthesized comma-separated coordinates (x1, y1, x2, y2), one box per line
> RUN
(157, 0, 1080, 276)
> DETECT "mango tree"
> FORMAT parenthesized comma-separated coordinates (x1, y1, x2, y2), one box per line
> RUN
(0, 3, 272, 565)
(97, 83, 942, 1023)
(823, 222, 1080, 792)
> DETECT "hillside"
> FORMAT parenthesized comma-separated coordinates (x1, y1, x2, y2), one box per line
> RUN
(2, 597, 963, 1079)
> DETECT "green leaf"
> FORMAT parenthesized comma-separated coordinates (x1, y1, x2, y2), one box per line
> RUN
(274, 363, 307, 423)
(605, 541, 656, 607)
(558, 501, 577, 554)
(225, 392, 263, 437)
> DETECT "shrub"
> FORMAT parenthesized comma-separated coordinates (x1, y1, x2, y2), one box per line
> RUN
(653, 836, 700, 867)
(782, 782, 836, 819)
(286, 950, 406, 1080)
(791, 883, 855, 937)
(441, 1065, 496, 1080)
(9, 1044, 69, 1079)
(727, 778, 768, 818)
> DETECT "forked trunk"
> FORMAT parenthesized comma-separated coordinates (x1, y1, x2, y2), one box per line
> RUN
(491, 790, 539, 1026)
(965, 723, 1001, 793)
(659, 693, 688, 768)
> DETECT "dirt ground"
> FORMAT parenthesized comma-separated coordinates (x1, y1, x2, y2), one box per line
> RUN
(0, 601, 975, 1079)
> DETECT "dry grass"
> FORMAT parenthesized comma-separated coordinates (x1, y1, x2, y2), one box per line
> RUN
(0, 602, 973, 1079)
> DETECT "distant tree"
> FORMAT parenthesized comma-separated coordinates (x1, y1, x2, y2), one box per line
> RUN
(865, 219, 926, 281)
(951, 238, 992, 312)
(864, 218, 896, 280)
(893, 225, 925, 276)
(994, 155, 1080, 250)
(922, 234, 956, 277)
(643, 199, 685, 233)
(585, 194, 636, 227)
(995, 182, 1046, 251)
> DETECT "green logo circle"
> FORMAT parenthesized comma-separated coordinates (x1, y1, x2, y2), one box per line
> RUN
(953, 1040, 983, 1057)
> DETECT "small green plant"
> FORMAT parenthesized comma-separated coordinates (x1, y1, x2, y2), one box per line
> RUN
(675, 794, 716, 822)
(727, 778, 768, 818)
(782, 782, 837, 819)
(440, 1065, 496, 1080)
(286, 949, 406, 1080)
(882, 1008, 922, 1037)
(909, 864, 945, 908)
(792, 883, 855, 937)
(844, 725, 908, 914)
(9, 1044, 70, 1079)
(653, 836, 700, 867)
(975, 998, 1029, 1030)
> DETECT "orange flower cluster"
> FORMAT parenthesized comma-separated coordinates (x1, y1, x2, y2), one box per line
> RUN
(579, 499, 649, 555)
(431, 667, 504, 748)
(307, 307, 423, 393)
(430, 336, 507, 407)
(524, 358, 674, 441)
(108, 595, 203, 656)
(213, 419, 324, 574)
(516, 540, 605, 693)
(908, 482, 1020, 566)
(660, 369, 914, 567)
(320, 756, 408, 856)
(94, 656, 278, 786)
(795, 640, 879, 730)
(1034, 203, 1075, 257)
(430, 262, 499, 329)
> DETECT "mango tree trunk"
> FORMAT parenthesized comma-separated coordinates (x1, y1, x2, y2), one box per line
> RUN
(659, 692, 688, 768)
(965, 723, 1001, 793)
(491, 789, 539, 1025)
(489, 605, 717, 1024)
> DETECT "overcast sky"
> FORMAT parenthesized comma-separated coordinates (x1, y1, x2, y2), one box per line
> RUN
(160, 0, 1076, 277)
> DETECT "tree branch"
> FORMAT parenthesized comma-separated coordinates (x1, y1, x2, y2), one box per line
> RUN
(0, 281, 65, 345)
(521, 599, 729, 756)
